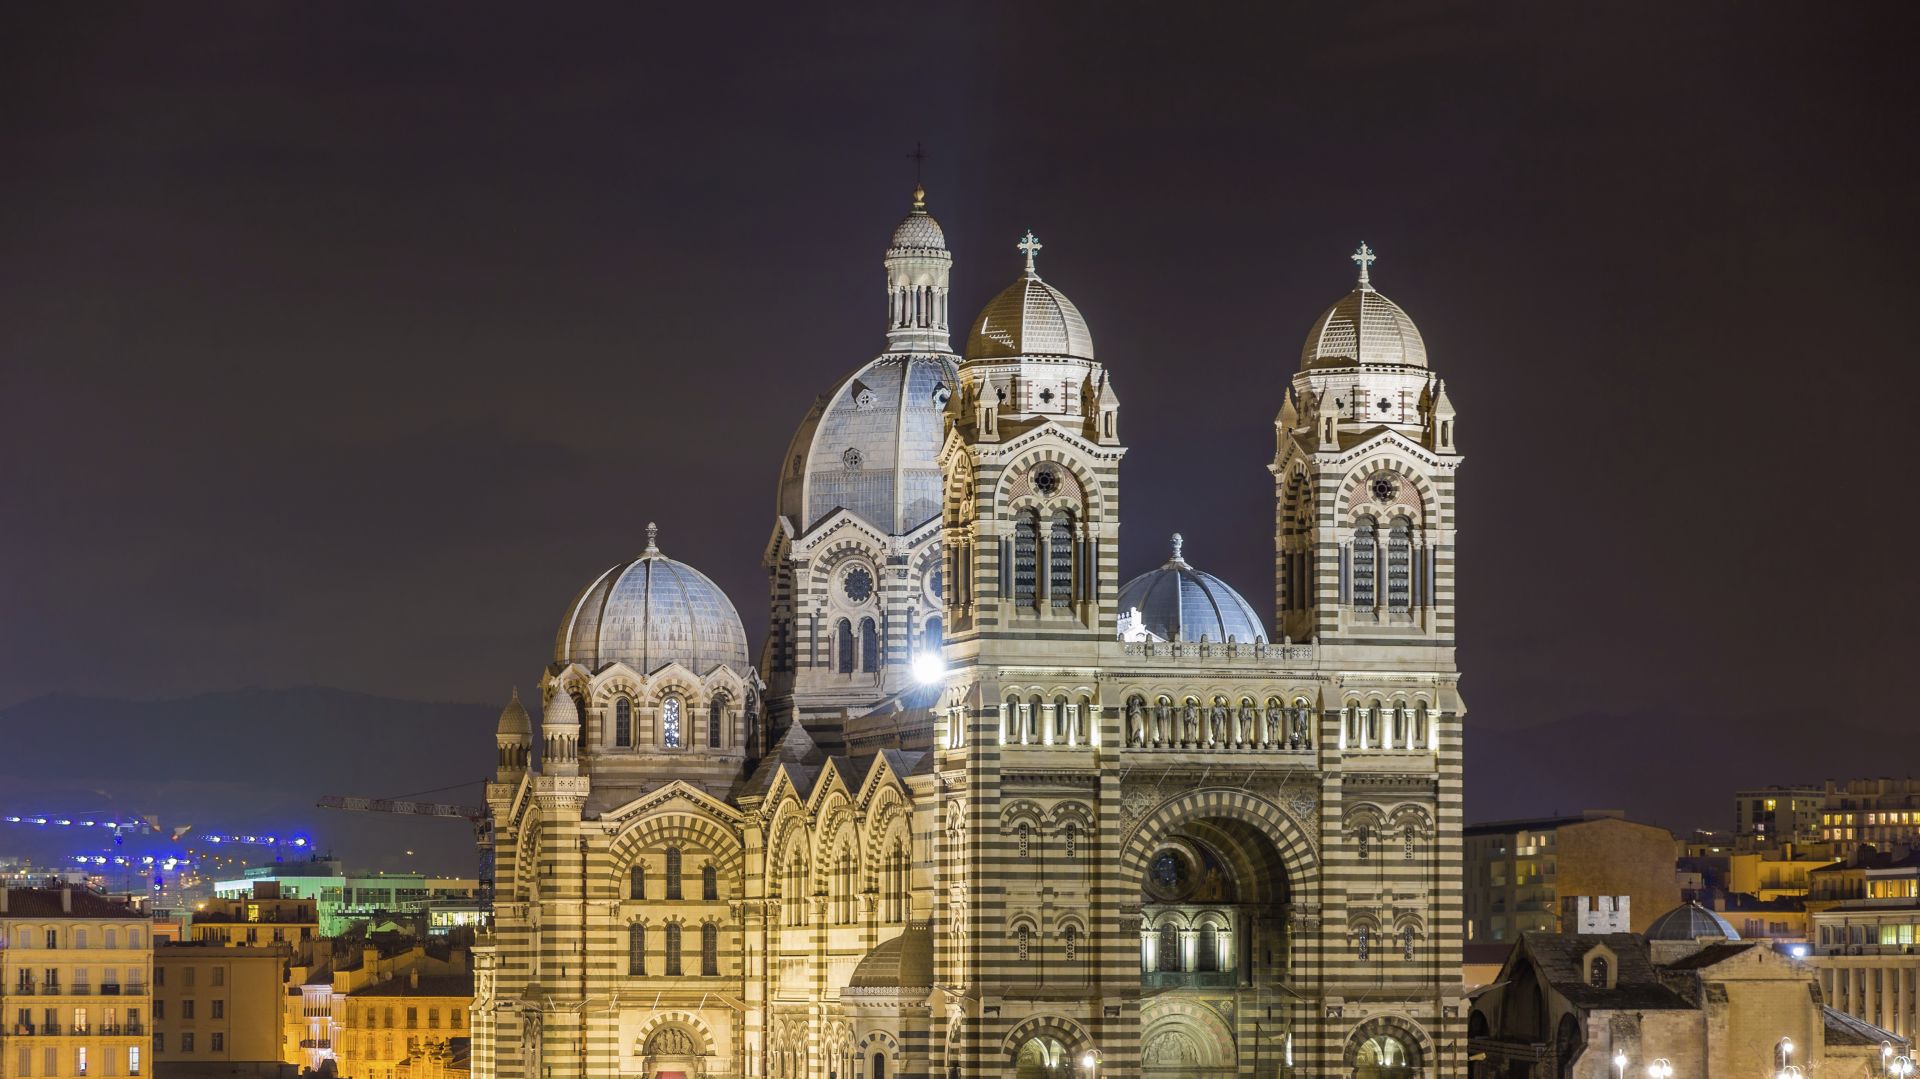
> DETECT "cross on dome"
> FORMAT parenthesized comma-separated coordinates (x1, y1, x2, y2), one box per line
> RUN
(1018, 230, 1043, 278)
(1351, 242, 1377, 289)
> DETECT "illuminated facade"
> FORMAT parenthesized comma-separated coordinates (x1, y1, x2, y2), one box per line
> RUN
(0, 887, 152, 1079)
(473, 192, 1469, 1079)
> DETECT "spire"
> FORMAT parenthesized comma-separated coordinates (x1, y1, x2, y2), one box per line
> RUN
(644, 521, 660, 556)
(1018, 230, 1044, 279)
(1351, 242, 1377, 290)
(1168, 532, 1188, 567)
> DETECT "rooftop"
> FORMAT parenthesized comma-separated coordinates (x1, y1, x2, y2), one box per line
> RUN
(2, 887, 146, 919)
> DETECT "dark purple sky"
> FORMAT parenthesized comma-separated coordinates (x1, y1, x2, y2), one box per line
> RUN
(3, 3, 1917, 772)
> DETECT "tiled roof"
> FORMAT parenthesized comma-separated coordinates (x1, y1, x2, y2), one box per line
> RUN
(2, 888, 146, 919)
(351, 973, 474, 998)
(1518, 932, 1695, 1011)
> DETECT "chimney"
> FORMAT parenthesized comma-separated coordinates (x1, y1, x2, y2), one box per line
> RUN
(1, 886, 9, 914)
(62, 887, 72, 913)
(409, 969, 420, 990)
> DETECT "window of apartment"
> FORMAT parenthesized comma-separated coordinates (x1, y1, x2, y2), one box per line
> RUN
(154, 968, 164, 987)
(211, 1001, 223, 1020)
(44, 1049, 58, 1077)
(210, 968, 224, 987)
(77, 1046, 89, 1076)
(46, 930, 59, 949)
(16, 1047, 30, 1078)
(182, 968, 195, 988)
(428, 1008, 440, 1029)
(152, 1000, 165, 1020)
(181, 1001, 194, 1020)
(210, 1035, 223, 1053)
(152, 1034, 164, 1054)
(129, 1047, 141, 1077)
(450, 1009, 462, 1029)
(180, 1034, 194, 1053)
(406, 1008, 418, 1029)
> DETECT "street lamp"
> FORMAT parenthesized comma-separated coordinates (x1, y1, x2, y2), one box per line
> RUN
(1614, 1051, 1629, 1079)
(1778, 1065, 1804, 1079)
(1648, 1059, 1674, 1079)
(1080, 1049, 1101, 1077)
(1892, 1055, 1915, 1079)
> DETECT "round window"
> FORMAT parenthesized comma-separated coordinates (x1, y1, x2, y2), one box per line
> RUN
(844, 567, 874, 604)
(1033, 469, 1060, 496)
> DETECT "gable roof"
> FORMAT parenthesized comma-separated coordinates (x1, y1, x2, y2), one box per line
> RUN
(1519, 932, 1695, 1011)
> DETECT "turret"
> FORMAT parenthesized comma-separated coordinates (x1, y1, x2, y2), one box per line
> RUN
(541, 688, 580, 777)
(884, 184, 953, 354)
(494, 687, 531, 780)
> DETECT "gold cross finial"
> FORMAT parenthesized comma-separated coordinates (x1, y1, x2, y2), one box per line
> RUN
(1018, 230, 1043, 278)
(1352, 242, 1377, 288)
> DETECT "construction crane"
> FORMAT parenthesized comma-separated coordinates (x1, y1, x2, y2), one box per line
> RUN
(315, 787, 494, 912)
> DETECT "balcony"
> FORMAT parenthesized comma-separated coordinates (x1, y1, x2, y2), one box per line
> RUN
(11, 1024, 36, 1036)
(299, 1039, 332, 1050)
(1141, 970, 1240, 989)
(101, 983, 122, 996)
(11, 983, 38, 995)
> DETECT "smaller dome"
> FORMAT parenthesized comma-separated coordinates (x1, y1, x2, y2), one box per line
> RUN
(848, 925, 933, 990)
(889, 187, 946, 251)
(965, 231, 1094, 361)
(555, 523, 752, 675)
(1116, 535, 1267, 645)
(1645, 902, 1740, 941)
(497, 688, 531, 738)
(542, 688, 578, 729)
(1300, 244, 1427, 369)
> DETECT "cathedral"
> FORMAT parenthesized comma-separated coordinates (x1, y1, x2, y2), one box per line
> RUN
(471, 185, 1467, 1079)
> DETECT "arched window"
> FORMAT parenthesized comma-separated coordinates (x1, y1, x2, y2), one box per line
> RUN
(1018, 823, 1030, 857)
(873, 1052, 886, 1079)
(1197, 924, 1219, 971)
(1352, 517, 1378, 608)
(627, 923, 645, 976)
(628, 863, 645, 900)
(1004, 694, 1021, 743)
(1403, 925, 1417, 960)
(1064, 823, 1077, 858)
(786, 851, 807, 927)
(1157, 924, 1181, 972)
(1589, 955, 1609, 987)
(924, 616, 943, 653)
(700, 923, 718, 976)
(1053, 694, 1070, 743)
(1387, 517, 1413, 612)
(1049, 511, 1074, 607)
(836, 619, 854, 675)
(1014, 511, 1038, 607)
(1357, 825, 1371, 860)
(1357, 926, 1371, 960)
(859, 618, 879, 673)
(1064, 925, 1078, 961)
(1017, 925, 1031, 960)
(660, 696, 683, 748)
(614, 697, 632, 748)
(1355, 1034, 1413, 1079)
(664, 923, 682, 976)
(708, 697, 723, 748)
(665, 847, 683, 900)
(702, 864, 717, 901)
(103, 928, 117, 949)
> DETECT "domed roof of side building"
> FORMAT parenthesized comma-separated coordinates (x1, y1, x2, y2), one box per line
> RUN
(964, 232, 1094, 361)
(776, 354, 959, 535)
(554, 524, 751, 675)
(1115, 534, 1268, 644)
(847, 924, 934, 990)
(496, 688, 531, 737)
(1644, 901, 1741, 941)
(1300, 243, 1428, 370)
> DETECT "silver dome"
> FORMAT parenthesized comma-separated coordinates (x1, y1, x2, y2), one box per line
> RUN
(890, 209, 946, 252)
(1300, 286, 1427, 370)
(555, 524, 751, 674)
(778, 354, 958, 535)
(1644, 902, 1740, 941)
(1116, 535, 1268, 644)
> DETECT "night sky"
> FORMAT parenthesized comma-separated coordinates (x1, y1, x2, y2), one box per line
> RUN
(4, 4, 1918, 838)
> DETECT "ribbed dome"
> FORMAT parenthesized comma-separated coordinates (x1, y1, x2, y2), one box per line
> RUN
(777, 355, 958, 534)
(542, 688, 578, 727)
(965, 233, 1094, 361)
(1644, 902, 1740, 941)
(555, 524, 751, 674)
(1300, 286, 1428, 370)
(848, 925, 933, 990)
(496, 688, 531, 737)
(1116, 535, 1268, 644)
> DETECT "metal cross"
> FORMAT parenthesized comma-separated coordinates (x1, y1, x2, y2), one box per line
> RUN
(1351, 242, 1377, 287)
(1018, 230, 1043, 277)
(907, 143, 927, 184)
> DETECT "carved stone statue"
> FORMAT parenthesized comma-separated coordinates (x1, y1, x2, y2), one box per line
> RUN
(1154, 700, 1172, 744)
(1128, 699, 1147, 746)
(1181, 701, 1199, 743)
(1266, 703, 1284, 745)
(1240, 702, 1260, 744)
(1209, 702, 1228, 745)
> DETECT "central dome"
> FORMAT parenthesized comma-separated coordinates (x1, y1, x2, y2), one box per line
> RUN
(1300, 246, 1427, 369)
(1116, 535, 1268, 644)
(965, 232, 1094, 361)
(555, 524, 751, 675)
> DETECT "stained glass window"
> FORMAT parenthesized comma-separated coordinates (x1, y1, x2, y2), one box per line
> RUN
(614, 697, 632, 748)
(1387, 518, 1412, 612)
(1049, 512, 1073, 607)
(661, 697, 682, 748)
(1353, 519, 1377, 608)
(1014, 513, 1038, 607)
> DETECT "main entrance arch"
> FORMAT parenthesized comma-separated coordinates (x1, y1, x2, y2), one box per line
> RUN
(1122, 787, 1316, 1079)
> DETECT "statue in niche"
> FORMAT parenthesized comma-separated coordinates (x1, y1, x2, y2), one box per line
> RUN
(1127, 699, 1147, 746)
(1209, 701, 1228, 744)
(1266, 702, 1285, 745)
(1181, 701, 1200, 743)
(1154, 699, 1172, 744)
(1239, 701, 1261, 744)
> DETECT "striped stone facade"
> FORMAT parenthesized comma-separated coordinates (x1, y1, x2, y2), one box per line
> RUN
(470, 209, 1467, 1079)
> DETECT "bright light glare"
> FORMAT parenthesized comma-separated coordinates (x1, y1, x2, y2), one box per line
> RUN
(911, 651, 946, 685)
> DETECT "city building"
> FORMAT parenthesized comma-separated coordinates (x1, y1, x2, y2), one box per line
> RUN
(1806, 851, 1920, 1038)
(1470, 896, 1902, 1079)
(1465, 814, 1680, 941)
(188, 884, 317, 959)
(1820, 779, 1920, 856)
(473, 193, 1470, 1079)
(212, 864, 478, 938)
(0, 886, 153, 1079)
(287, 940, 470, 1078)
(1735, 787, 1826, 850)
(151, 940, 289, 1067)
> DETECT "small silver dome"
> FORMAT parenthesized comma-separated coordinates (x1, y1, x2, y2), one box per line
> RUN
(542, 687, 578, 727)
(965, 232, 1094, 361)
(1116, 534, 1267, 644)
(888, 185, 947, 251)
(555, 524, 751, 674)
(777, 354, 958, 534)
(1644, 902, 1740, 941)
